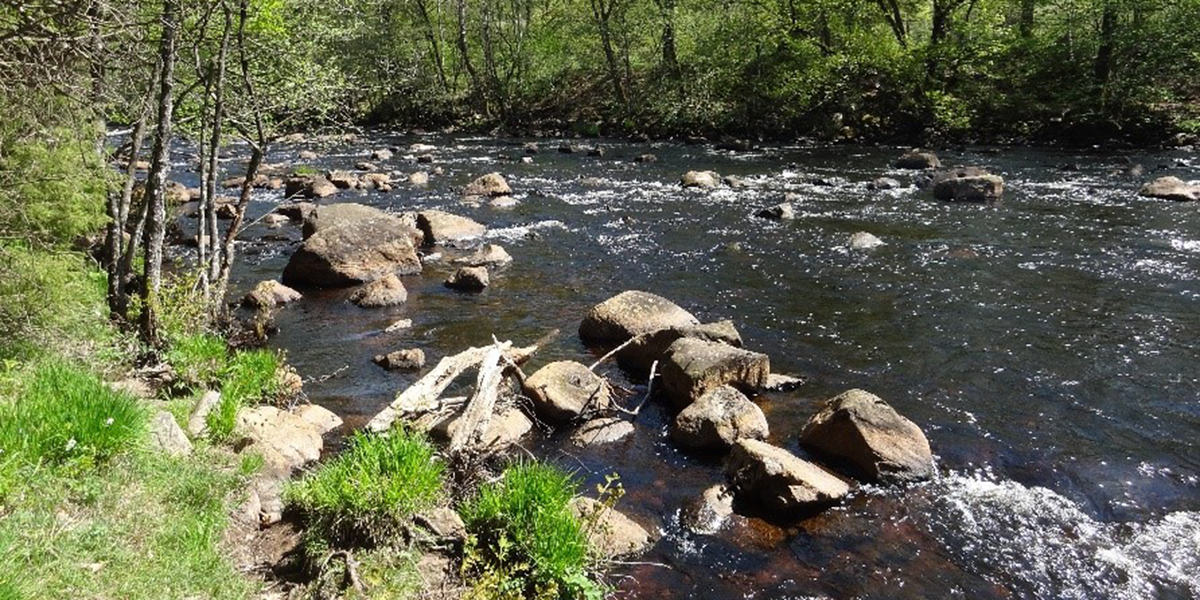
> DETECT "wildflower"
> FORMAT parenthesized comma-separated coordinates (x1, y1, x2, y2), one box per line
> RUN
(65, 438, 77, 452)
(104, 417, 114, 427)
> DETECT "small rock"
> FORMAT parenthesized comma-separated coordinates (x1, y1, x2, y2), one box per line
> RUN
(726, 439, 850, 514)
(385, 318, 413, 332)
(681, 170, 720, 189)
(373, 348, 426, 371)
(848, 232, 885, 250)
(410, 143, 437, 153)
(761, 373, 804, 392)
(799, 389, 934, 483)
(933, 173, 1004, 202)
(894, 149, 941, 169)
(1138, 176, 1200, 202)
(569, 497, 652, 558)
(681, 485, 734, 535)
(298, 150, 318, 161)
(349, 273, 408, 308)
(587, 147, 605, 157)
(371, 148, 394, 161)
(670, 385, 768, 450)
(416, 154, 435, 164)
(263, 213, 291, 229)
(756, 203, 794, 220)
(463, 172, 512, 197)
(409, 171, 430, 186)
(453, 243, 512, 268)
(723, 175, 748, 188)
(490, 196, 518, 208)
(660, 338, 770, 407)
(571, 417, 635, 446)
(523, 142, 540, 154)
(617, 320, 742, 377)
(444, 266, 489, 292)
(524, 361, 611, 423)
(417, 507, 467, 543)
(431, 405, 532, 450)
(187, 390, 221, 437)
(520, 156, 533, 164)
(869, 177, 902, 190)
(635, 154, 657, 163)
(579, 290, 699, 343)
(149, 411, 192, 456)
(243, 280, 302, 309)
(558, 143, 580, 154)
(355, 161, 378, 171)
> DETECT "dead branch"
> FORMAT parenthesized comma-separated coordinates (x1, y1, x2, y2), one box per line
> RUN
(448, 341, 511, 454)
(588, 333, 643, 371)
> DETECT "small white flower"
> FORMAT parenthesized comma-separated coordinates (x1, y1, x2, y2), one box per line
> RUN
(104, 417, 114, 427)
(65, 438, 77, 452)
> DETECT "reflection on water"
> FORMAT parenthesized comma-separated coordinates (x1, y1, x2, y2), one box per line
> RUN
(178, 132, 1198, 598)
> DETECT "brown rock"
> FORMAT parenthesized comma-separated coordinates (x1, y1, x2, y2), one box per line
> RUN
(681, 170, 720, 189)
(894, 150, 941, 169)
(1139, 176, 1200, 201)
(579, 290, 699, 343)
(933, 173, 1004, 202)
(570, 497, 652, 558)
(243, 280, 302, 308)
(524, 361, 611, 423)
(725, 439, 850, 514)
(444, 266, 489, 291)
(349, 273, 408, 307)
(463, 172, 512, 197)
(282, 219, 422, 287)
(617, 320, 741, 376)
(373, 348, 426, 370)
(453, 243, 512, 268)
(149, 411, 192, 457)
(417, 210, 487, 245)
(671, 385, 768, 450)
(660, 338, 769, 406)
(571, 417, 635, 446)
(799, 389, 933, 483)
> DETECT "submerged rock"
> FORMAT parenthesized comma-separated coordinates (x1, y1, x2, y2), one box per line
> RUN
(894, 149, 941, 170)
(463, 172, 512, 197)
(671, 385, 768, 450)
(660, 338, 770, 407)
(571, 417, 635, 446)
(417, 210, 487, 246)
(799, 389, 934, 483)
(524, 361, 611, 423)
(1139, 176, 1200, 201)
(569, 497, 653, 558)
(373, 348, 426, 371)
(681, 484, 735, 535)
(444, 266, 489, 291)
(349, 273, 408, 307)
(282, 219, 422, 287)
(725, 439, 850, 514)
(681, 170, 720, 189)
(579, 290, 699, 343)
(869, 177, 902, 190)
(243, 280, 302, 308)
(849, 231, 885, 250)
(453, 243, 512, 268)
(756, 202, 795, 220)
(635, 154, 657, 163)
(370, 148, 394, 161)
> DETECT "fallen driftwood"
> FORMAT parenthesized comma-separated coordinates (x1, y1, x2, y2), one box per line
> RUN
(448, 341, 510, 453)
(365, 339, 540, 434)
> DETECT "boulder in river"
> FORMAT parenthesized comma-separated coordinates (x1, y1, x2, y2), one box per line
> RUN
(579, 290, 700, 343)
(617, 320, 742, 377)
(671, 385, 769, 450)
(453, 243, 512, 268)
(463, 172, 512, 197)
(799, 389, 934, 483)
(933, 171, 1004, 202)
(725, 438, 850, 514)
(243, 280, 302, 308)
(349, 273, 408, 307)
(661, 338, 770, 407)
(524, 360, 612, 423)
(569, 497, 652, 558)
(1138, 176, 1200, 201)
(430, 405, 532, 451)
(848, 231, 885, 250)
(894, 149, 941, 170)
(373, 348, 426, 371)
(681, 170, 720, 189)
(681, 484, 735, 535)
(571, 417, 635, 446)
(298, 150, 318, 161)
(282, 219, 422, 287)
(302, 203, 418, 243)
(409, 171, 430, 186)
(869, 177, 902, 190)
(444, 266, 489, 291)
(326, 170, 360, 190)
(370, 148, 393, 161)
(284, 176, 338, 199)
(417, 210, 487, 246)
(635, 154, 657, 163)
(523, 142, 539, 154)
(756, 202, 795, 220)
(723, 175, 748, 189)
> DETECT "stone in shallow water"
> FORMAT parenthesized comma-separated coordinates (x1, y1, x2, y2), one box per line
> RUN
(894, 149, 940, 169)
(569, 497, 653, 558)
(282, 220, 422, 287)
(417, 210, 487, 246)
(849, 231, 885, 250)
(373, 348, 426, 371)
(670, 385, 768, 450)
(571, 417, 635, 446)
(524, 361, 611, 423)
(799, 388, 934, 483)
(579, 290, 699, 343)
(681, 484, 735, 535)
(660, 338, 769, 407)
(444, 266, 489, 292)
(349, 273, 408, 308)
(725, 438, 850, 514)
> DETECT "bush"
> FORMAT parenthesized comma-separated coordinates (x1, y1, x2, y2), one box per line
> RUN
(0, 361, 146, 469)
(461, 462, 599, 600)
(286, 430, 444, 544)
(205, 348, 284, 442)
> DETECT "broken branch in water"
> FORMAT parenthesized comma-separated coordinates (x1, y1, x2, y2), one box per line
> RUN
(448, 340, 511, 453)
(613, 360, 657, 418)
(588, 334, 643, 371)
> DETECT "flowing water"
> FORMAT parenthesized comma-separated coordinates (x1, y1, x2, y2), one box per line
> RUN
(182, 132, 1198, 598)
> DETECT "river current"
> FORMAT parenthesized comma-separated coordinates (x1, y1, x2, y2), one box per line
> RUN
(189, 132, 1198, 598)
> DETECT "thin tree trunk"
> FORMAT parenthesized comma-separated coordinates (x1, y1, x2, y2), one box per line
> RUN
(139, 0, 179, 345)
(454, 0, 484, 111)
(205, 4, 232, 290)
(591, 0, 627, 107)
(415, 0, 449, 90)
(1019, 0, 1035, 38)
(653, 0, 679, 76)
(1094, 0, 1116, 87)
(875, 0, 907, 48)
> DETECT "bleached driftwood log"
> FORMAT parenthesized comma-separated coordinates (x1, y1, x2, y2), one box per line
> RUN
(448, 341, 510, 453)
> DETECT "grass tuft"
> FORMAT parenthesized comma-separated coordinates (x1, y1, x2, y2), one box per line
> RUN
(165, 333, 227, 390)
(461, 462, 600, 599)
(0, 361, 146, 469)
(206, 348, 283, 442)
(286, 429, 444, 545)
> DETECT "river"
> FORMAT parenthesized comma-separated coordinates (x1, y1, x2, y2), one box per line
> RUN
(193, 132, 1198, 598)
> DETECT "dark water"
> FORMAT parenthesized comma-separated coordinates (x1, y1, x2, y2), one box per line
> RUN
(184, 132, 1198, 598)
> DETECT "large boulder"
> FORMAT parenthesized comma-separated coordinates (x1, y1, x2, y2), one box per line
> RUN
(302, 203, 421, 246)
(349, 273, 408, 307)
(569, 497, 652, 558)
(670, 385, 768, 450)
(282, 219, 422, 287)
(933, 172, 1004, 202)
(242, 280, 302, 308)
(616, 320, 742, 377)
(416, 210, 487, 246)
(524, 361, 611, 423)
(681, 171, 720, 189)
(799, 389, 933, 483)
(725, 439, 850, 514)
(463, 172, 512, 197)
(1138, 176, 1200, 201)
(660, 338, 770, 407)
(894, 150, 941, 170)
(579, 291, 699, 343)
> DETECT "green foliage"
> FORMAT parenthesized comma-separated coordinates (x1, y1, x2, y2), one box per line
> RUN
(0, 361, 146, 469)
(206, 348, 283, 442)
(461, 463, 600, 600)
(286, 430, 444, 544)
(166, 333, 228, 389)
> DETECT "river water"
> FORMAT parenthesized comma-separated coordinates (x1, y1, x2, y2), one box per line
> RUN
(199, 132, 1198, 598)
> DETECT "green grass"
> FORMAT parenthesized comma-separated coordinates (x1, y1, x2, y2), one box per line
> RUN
(0, 361, 146, 469)
(166, 333, 228, 390)
(206, 348, 284, 442)
(461, 462, 600, 600)
(0, 448, 258, 600)
(286, 430, 444, 545)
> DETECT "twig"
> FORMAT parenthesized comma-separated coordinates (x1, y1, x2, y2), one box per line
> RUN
(613, 360, 657, 418)
(588, 334, 643, 371)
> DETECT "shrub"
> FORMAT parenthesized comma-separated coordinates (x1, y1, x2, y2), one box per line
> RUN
(0, 361, 146, 469)
(286, 430, 444, 544)
(461, 462, 599, 600)
(206, 348, 283, 442)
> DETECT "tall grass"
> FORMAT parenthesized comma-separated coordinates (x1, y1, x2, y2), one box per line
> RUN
(166, 333, 227, 389)
(461, 462, 599, 599)
(0, 361, 146, 469)
(206, 348, 283, 442)
(286, 430, 444, 545)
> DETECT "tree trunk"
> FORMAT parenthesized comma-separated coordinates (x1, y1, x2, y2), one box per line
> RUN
(454, 0, 485, 112)
(1094, 0, 1116, 87)
(139, 0, 179, 345)
(415, 0, 449, 90)
(204, 4, 232, 291)
(875, 0, 907, 48)
(591, 0, 627, 107)
(653, 0, 679, 76)
(1019, 0, 1035, 38)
